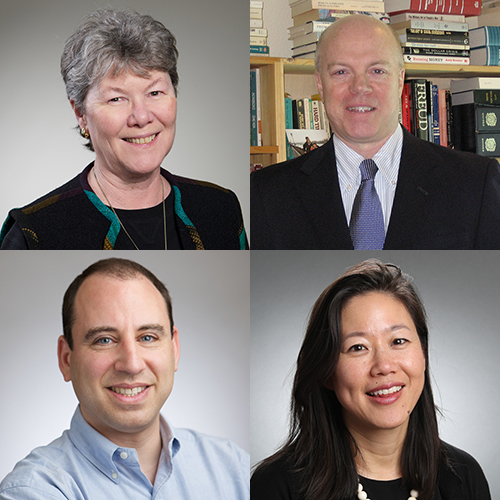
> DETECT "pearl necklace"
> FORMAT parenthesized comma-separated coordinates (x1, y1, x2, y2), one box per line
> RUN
(357, 481, 419, 500)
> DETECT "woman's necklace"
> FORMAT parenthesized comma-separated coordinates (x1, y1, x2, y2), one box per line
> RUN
(357, 481, 419, 500)
(93, 169, 167, 250)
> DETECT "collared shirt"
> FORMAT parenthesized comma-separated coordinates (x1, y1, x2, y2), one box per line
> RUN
(335, 125, 403, 233)
(0, 406, 250, 499)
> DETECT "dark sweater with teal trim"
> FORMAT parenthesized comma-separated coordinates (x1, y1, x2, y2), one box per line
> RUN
(0, 163, 248, 250)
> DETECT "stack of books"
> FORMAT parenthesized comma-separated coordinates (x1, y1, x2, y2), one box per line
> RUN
(470, 25, 500, 65)
(251, 0, 269, 55)
(450, 77, 500, 155)
(385, 0, 481, 65)
(287, 0, 390, 59)
(391, 16, 471, 65)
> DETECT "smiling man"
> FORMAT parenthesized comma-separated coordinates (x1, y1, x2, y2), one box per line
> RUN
(251, 15, 500, 250)
(0, 258, 249, 499)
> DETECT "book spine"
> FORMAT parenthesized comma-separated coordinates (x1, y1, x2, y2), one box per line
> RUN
(438, 88, 448, 147)
(475, 46, 500, 65)
(403, 46, 470, 56)
(250, 45, 270, 54)
(250, 36, 268, 46)
(412, 79, 429, 141)
(406, 28, 469, 38)
(285, 97, 294, 129)
(255, 68, 262, 146)
(386, 0, 480, 16)
(392, 20, 469, 31)
(445, 90, 454, 149)
(292, 0, 385, 16)
(250, 28, 268, 36)
(296, 99, 306, 129)
(250, 70, 258, 147)
(475, 106, 500, 131)
(390, 12, 466, 22)
(401, 81, 413, 133)
(485, 26, 500, 46)
(403, 54, 470, 63)
(250, 7, 263, 19)
(402, 40, 470, 49)
(430, 84, 439, 144)
(404, 28, 469, 43)
(316, 10, 390, 20)
(476, 132, 500, 155)
(311, 100, 322, 130)
(470, 89, 500, 105)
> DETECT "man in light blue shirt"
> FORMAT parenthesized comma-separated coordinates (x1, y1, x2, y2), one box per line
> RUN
(0, 258, 249, 499)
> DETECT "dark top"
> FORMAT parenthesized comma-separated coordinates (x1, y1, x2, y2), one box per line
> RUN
(250, 442, 491, 500)
(250, 128, 500, 249)
(0, 163, 248, 250)
(1, 189, 182, 250)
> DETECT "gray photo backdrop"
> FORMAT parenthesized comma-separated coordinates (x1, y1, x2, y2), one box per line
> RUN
(0, 0, 249, 235)
(0, 251, 249, 480)
(251, 250, 500, 499)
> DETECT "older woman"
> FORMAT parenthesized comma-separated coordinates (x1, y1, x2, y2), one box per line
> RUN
(0, 9, 247, 250)
(251, 260, 491, 500)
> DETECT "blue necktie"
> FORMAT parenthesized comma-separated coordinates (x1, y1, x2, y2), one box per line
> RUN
(349, 159, 385, 250)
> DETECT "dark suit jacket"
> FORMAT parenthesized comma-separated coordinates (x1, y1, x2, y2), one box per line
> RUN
(251, 128, 500, 249)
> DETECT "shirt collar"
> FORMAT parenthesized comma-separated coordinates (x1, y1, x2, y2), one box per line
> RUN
(67, 406, 181, 483)
(334, 125, 402, 190)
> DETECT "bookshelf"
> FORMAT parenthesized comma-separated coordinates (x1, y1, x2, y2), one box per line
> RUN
(250, 55, 500, 166)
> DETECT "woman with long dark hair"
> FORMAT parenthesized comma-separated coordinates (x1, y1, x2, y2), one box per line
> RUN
(251, 260, 490, 500)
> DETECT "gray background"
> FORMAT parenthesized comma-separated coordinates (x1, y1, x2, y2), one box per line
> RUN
(0, 251, 249, 480)
(0, 0, 249, 235)
(251, 250, 500, 499)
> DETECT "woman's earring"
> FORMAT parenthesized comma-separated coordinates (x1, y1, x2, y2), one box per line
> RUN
(80, 127, 90, 139)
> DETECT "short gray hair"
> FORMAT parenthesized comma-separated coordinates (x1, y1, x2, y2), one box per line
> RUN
(61, 9, 179, 149)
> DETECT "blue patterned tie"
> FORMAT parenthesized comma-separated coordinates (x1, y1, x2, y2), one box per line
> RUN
(349, 159, 385, 250)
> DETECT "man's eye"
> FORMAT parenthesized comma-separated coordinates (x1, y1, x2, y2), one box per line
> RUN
(141, 335, 156, 343)
(95, 337, 112, 345)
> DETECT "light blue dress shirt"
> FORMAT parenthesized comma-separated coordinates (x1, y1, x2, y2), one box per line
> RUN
(0, 406, 249, 499)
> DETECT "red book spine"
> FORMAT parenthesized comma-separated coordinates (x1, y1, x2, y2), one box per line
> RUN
(389, 0, 480, 17)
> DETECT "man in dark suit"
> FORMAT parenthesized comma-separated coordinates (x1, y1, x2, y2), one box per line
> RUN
(250, 15, 500, 249)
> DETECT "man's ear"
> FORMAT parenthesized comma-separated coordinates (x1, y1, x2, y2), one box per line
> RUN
(315, 71, 324, 101)
(58, 335, 72, 382)
(171, 326, 180, 372)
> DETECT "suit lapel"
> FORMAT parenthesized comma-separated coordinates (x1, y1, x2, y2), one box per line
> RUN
(385, 129, 441, 248)
(293, 138, 353, 248)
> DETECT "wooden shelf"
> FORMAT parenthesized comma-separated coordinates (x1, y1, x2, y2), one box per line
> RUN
(250, 55, 500, 166)
(251, 146, 279, 154)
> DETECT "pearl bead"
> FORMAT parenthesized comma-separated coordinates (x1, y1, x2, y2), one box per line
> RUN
(358, 481, 419, 500)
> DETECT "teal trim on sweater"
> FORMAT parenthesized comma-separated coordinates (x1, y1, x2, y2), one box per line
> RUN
(239, 227, 247, 250)
(84, 190, 121, 248)
(172, 185, 195, 228)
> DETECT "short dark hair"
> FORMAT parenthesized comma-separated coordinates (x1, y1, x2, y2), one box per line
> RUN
(255, 260, 444, 500)
(62, 258, 173, 350)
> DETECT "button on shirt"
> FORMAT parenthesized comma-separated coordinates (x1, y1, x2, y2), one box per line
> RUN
(335, 125, 403, 233)
(0, 406, 250, 499)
